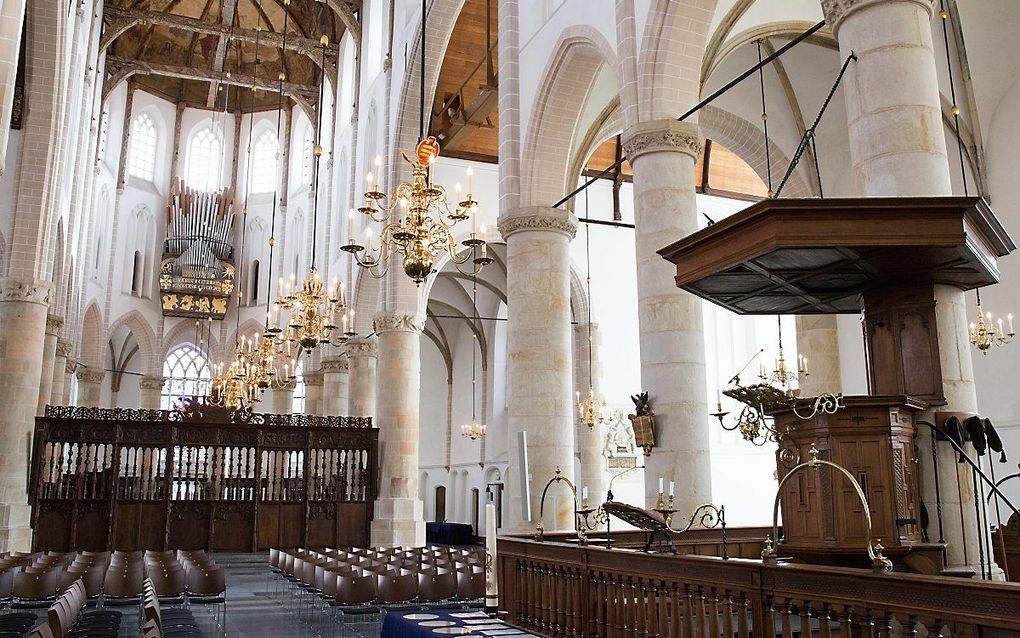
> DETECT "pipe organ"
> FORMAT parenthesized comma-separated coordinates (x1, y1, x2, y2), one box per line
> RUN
(159, 180, 236, 319)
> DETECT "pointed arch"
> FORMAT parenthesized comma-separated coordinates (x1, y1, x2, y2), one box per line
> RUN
(80, 303, 105, 369)
(107, 310, 159, 376)
(161, 318, 220, 364)
(520, 26, 618, 207)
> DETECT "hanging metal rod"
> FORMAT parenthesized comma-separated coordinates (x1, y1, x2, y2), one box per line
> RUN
(553, 19, 827, 210)
(577, 216, 635, 229)
(429, 313, 579, 325)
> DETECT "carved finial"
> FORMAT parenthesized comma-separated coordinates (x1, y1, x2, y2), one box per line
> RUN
(761, 534, 777, 563)
(807, 444, 821, 466)
(872, 539, 893, 572)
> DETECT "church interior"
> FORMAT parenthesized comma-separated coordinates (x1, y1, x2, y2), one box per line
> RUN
(2, 0, 1020, 636)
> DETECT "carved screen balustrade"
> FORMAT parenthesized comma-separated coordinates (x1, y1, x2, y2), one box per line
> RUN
(30, 406, 377, 552)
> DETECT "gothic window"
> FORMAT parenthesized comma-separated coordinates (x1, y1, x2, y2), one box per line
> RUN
(127, 113, 157, 181)
(185, 126, 223, 191)
(250, 259, 261, 303)
(292, 361, 306, 414)
(250, 130, 279, 194)
(161, 344, 211, 410)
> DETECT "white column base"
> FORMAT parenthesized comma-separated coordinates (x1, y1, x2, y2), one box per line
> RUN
(0, 502, 32, 552)
(371, 497, 426, 548)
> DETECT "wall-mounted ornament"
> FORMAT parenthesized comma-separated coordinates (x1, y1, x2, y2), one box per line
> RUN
(627, 392, 656, 455)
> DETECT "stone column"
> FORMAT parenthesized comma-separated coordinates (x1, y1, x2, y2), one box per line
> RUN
(76, 369, 105, 408)
(138, 376, 164, 410)
(369, 313, 426, 547)
(321, 358, 350, 416)
(269, 380, 296, 415)
(346, 338, 377, 418)
(622, 120, 712, 515)
(824, 0, 990, 574)
(303, 372, 323, 415)
(498, 208, 578, 534)
(796, 316, 842, 396)
(50, 340, 71, 406)
(61, 359, 75, 405)
(37, 314, 62, 415)
(0, 279, 50, 551)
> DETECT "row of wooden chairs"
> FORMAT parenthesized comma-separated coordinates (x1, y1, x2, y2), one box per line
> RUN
(142, 578, 205, 638)
(270, 547, 486, 638)
(19, 578, 123, 638)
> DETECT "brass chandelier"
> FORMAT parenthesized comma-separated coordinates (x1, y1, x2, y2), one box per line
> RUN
(342, 0, 491, 285)
(576, 192, 608, 430)
(969, 288, 1014, 353)
(269, 32, 349, 354)
(460, 271, 486, 441)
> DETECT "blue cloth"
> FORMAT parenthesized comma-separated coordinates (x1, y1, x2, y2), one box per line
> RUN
(380, 610, 536, 638)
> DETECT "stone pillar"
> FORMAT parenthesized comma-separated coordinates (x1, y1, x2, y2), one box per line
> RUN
(622, 120, 712, 515)
(575, 322, 608, 512)
(61, 359, 75, 405)
(37, 314, 62, 415)
(322, 358, 350, 416)
(498, 208, 578, 534)
(50, 340, 71, 406)
(303, 372, 323, 415)
(369, 313, 426, 547)
(0, 279, 50, 551)
(823, 0, 990, 574)
(796, 316, 842, 396)
(138, 376, 164, 410)
(269, 380, 296, 415)
(76, 369, 105, 408)
(346, 338, 377, 418)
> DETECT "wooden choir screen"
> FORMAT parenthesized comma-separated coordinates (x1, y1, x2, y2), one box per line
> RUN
(497, 536, 1020, 638)
(30, 406, 377, 552)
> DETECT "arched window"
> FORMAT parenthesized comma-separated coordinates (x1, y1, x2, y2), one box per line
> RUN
(250, 259, 261, 303)
(185, 126, 223, 191)
(301, 126, 314, 185)
(250, 131, 279, 194)
(131, 251, 143, 295)
(127, 113, 157, 181)
(161, 344, 212, 410)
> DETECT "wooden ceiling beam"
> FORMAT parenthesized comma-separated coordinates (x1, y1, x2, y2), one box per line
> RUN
(206, 0, 241, 107)
(101, 5, 340, 61)
(103, 55, 318, 119)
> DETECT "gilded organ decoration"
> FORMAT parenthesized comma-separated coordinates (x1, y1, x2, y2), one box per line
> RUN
(159, 180, 236, 319)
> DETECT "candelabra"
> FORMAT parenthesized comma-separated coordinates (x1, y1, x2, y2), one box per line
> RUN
(271, 269, 348, 353)
(461, 421, 487, 440)
(969, 289, 1014, 354)
(576, 385, 608, 431)
(341, 140, 492, 285)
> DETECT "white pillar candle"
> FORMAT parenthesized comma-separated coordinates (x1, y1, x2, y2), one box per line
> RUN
(658, 477, 664, 495)
(485, 503, 499, 613)
(669, 481, 675, 498)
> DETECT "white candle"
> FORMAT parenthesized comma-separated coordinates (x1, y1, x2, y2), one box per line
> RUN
(658, 478, 664, 495)
(669, 481, 675, 497)
(485, 503, 499, 613)
(365, 227, 373, 253)
(582, 486, 588, 501)
(466, 166, 473, 196)
(347, 209, 355, 242)
(373, 156, 381, 191)
(366, 171, 373, 189)
(1009, 313, 1015, 334)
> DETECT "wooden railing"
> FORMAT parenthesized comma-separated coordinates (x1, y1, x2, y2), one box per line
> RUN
(532, 527, 770, 560)
(497, 535, 1020, 638)
(30, 406, 377, 552)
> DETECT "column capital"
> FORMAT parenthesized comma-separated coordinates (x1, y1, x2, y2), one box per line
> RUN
(76, 368, 105, 384)
(0, 277, 52, 306)
(45, 314, 64, 336)
(821, 0, 935, 36)
(373, 312, 425, 334)
(56, 340, 74, 359)
(322, 357, 350, 373)
(138, 375, 164, 390)
(622, 120, 703, 162)
(303, 371, 324, 386)
(65, 359, 79, 374)
(497, 206, 578, 240)
(346, 337, 379, 359)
